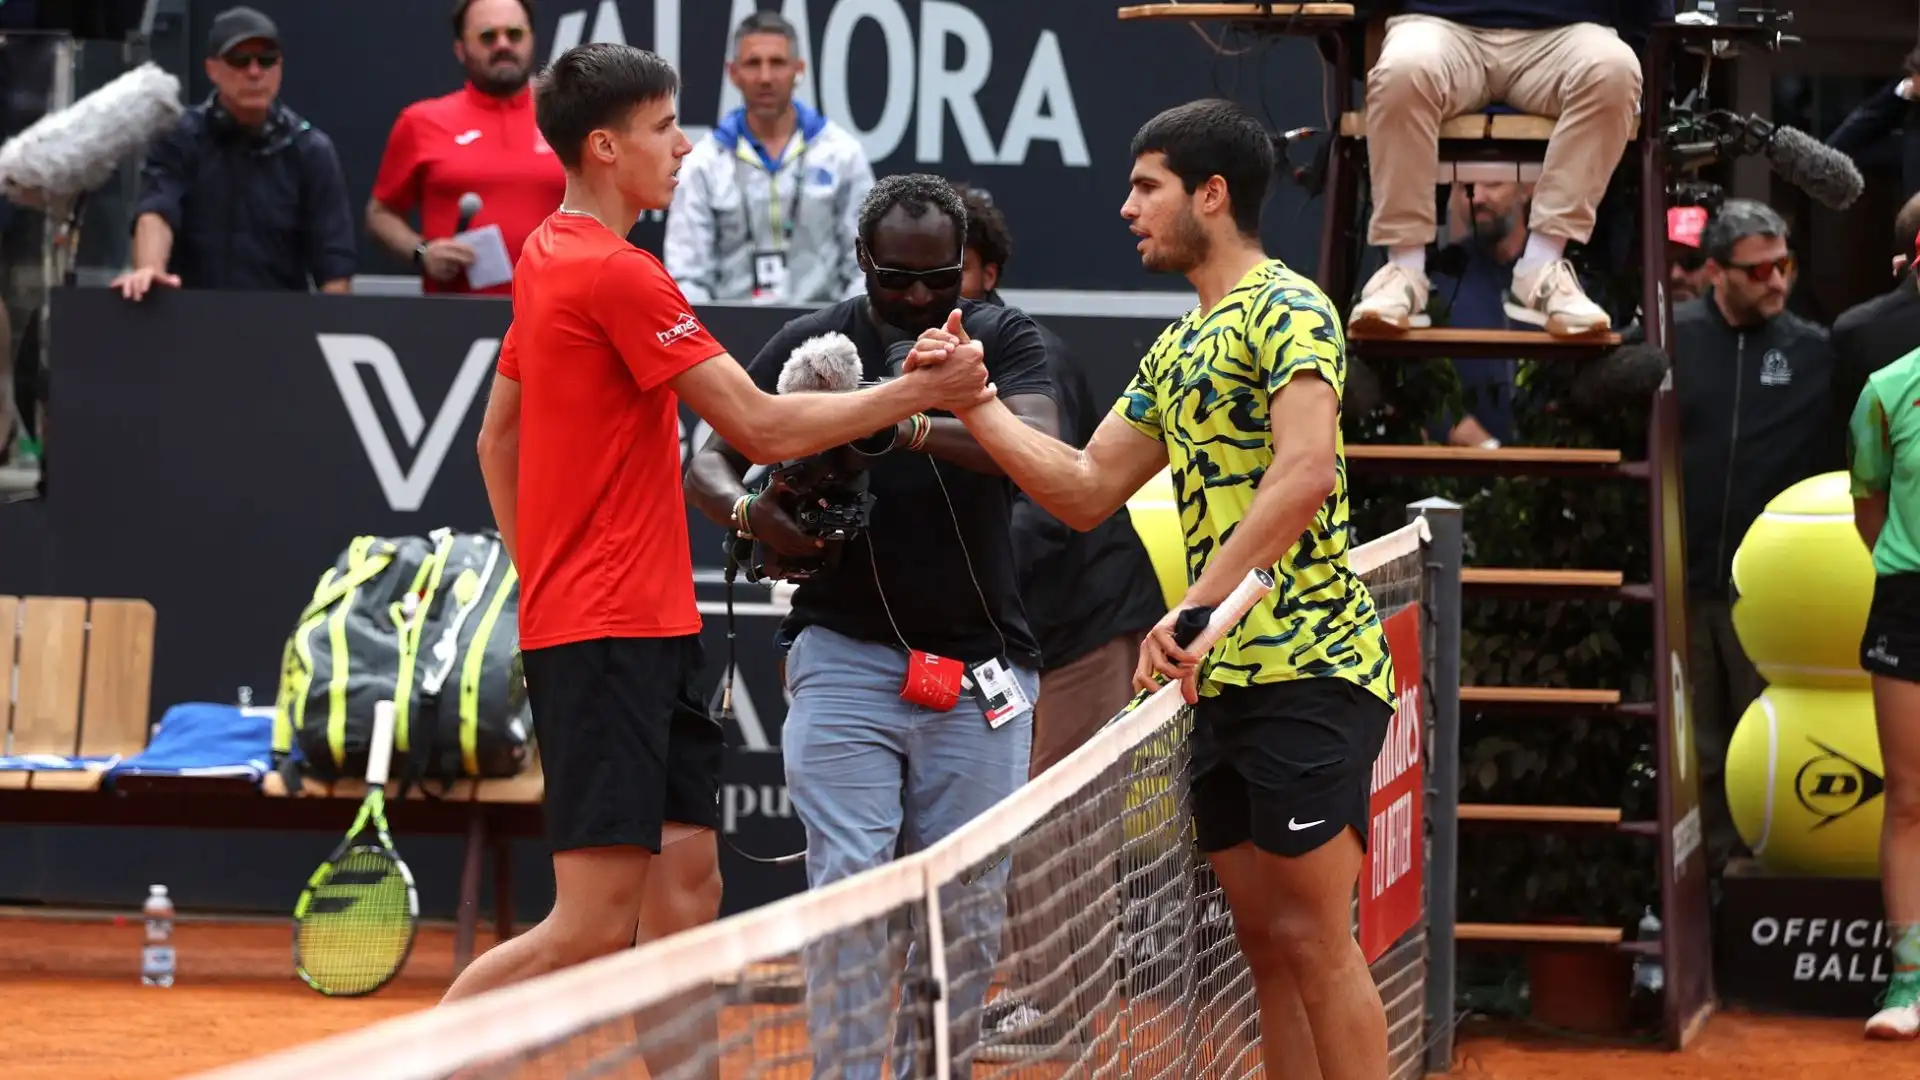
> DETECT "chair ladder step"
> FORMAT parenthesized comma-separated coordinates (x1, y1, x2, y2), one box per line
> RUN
(1461, 686, 1621, 706)
(1350, 326, 1621, 360)
(1462, 568, 1623, 588)
(1459, 804, 1622, 825)
(1457, 922, 1625, 945)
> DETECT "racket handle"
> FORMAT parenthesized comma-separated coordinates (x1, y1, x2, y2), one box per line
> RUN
(366, 700, 397, 786)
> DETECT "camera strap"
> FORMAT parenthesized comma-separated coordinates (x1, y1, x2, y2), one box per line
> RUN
(713, 547, 808, 867)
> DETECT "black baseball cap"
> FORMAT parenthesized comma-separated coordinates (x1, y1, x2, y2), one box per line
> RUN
(207, 7, 280, 57)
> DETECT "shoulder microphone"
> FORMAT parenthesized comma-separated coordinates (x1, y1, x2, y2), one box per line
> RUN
(457, 191, 483, 234)
(776, 332, 863, 394)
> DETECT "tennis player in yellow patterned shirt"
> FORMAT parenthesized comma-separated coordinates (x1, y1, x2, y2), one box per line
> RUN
(916, 98, 1395, 1080)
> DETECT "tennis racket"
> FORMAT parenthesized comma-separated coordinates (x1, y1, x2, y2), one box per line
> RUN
(292, 699, 420, 996)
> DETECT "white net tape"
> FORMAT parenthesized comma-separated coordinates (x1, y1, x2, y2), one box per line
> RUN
(195, 517, 1434, 1080)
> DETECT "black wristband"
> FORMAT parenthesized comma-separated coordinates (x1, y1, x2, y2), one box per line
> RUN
(412, 243, 427, 268)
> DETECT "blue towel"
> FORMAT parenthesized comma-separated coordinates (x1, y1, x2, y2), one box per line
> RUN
(109, 703, 274, 780)
(0, 753, 121, 772)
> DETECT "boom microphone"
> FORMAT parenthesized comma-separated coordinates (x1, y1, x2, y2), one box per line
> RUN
(456, 192, 483, 233)
(776, 332, 863, 394)
(1758, 121, 1864, 211)
(0, 62, 183, 209)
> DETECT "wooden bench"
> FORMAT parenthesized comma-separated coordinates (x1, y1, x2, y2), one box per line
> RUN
(0, 596, 155, 791)
(1, 593, 537, 972)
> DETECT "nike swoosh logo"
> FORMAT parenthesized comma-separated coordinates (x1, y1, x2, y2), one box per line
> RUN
(1288, 817, 1325, 831)
(454, 130, 482, 145)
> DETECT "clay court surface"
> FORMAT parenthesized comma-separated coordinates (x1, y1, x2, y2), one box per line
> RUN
(0, 913, 1906, 1079)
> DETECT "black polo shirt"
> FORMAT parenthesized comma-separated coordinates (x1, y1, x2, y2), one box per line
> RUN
(746, 296, 1053, 670)
(133, 98, 356, 291)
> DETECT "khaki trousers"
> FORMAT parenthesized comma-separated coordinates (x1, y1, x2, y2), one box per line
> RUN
(1365, 15, 1642, 249)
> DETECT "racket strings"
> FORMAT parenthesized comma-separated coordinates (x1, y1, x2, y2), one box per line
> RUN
(295, 845, 417, 996)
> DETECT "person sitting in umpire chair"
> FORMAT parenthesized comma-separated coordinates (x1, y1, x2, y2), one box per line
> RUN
(1347, 0, 1652, 339)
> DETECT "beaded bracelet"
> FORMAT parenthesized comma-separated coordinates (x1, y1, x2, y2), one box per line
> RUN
(732, 493, 757, 538)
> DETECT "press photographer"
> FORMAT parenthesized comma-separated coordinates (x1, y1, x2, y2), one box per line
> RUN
(684, 173, 1057, 1076)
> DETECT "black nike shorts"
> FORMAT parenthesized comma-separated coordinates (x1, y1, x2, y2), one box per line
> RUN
(521, 635, 722, 854)
(1861, 573, 1920, 684)
(1190, 676, 1395, 858)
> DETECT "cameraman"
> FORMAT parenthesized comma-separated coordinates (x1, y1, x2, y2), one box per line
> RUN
(685, 174, 1058, 1076)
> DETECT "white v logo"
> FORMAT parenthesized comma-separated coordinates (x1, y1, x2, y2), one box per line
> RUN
(317, 334, 498, 513)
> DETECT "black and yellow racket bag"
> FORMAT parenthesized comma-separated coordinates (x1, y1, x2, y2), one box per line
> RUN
(274, 529, 530, 785)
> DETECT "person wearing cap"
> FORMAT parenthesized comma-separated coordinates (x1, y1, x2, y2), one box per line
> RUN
(112, 6, 355, 301)
(366, 0, 563, 297)
(1667, 205, 1711, 305)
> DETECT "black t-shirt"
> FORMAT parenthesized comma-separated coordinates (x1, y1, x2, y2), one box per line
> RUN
(1832, 277, 1920, 434)
(1001, 300, 1167, 672)
(745, 297, 1053, 669)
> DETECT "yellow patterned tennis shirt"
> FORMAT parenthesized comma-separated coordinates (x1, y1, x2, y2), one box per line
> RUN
(1115, 259, 1393, 703)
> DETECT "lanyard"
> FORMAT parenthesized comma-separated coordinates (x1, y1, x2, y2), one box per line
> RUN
(734, 132, 808, 252)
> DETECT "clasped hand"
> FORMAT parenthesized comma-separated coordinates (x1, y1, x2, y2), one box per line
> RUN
(903, 310, 995, 412)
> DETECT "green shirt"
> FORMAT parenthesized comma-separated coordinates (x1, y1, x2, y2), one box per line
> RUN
(1848, 345, 1920, 576)
(1115, 259, 1393, 704)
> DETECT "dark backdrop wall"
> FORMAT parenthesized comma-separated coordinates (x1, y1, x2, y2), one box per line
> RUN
(174, 0, 1331, 291)
(0, 288, 1173, 925)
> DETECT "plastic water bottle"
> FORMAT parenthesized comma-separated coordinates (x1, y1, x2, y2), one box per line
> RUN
(141, 884, 175, 988)
(1629, 905, 1664, 1026)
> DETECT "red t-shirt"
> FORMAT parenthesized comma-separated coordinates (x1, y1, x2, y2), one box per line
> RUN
(372, 83, 566, 297)
(499, 213, 727, 649)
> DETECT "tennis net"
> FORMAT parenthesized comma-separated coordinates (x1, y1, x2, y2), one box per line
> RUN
(195, 516, 1440, 1080)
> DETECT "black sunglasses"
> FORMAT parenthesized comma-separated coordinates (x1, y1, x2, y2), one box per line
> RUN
(477, 26, 528, 47)
(862, 246, 964, 291)
(223, 50, 281, 70)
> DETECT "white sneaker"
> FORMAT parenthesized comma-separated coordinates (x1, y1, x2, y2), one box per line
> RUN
(1505, 259, 1611, 337)
(1349, 262, 1432, 334)
(1867, 978, 1920, 1039)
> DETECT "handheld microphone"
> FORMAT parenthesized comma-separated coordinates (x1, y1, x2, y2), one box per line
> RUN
(456, 192, 483, 234)
(0, 62, 183, 210)
(776, 332, 863, 394)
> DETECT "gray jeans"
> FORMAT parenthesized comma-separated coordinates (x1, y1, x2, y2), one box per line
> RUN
(783, 625, 1037, 1080)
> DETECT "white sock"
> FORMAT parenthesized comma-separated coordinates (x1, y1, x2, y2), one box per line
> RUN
(1388, 245, 1425, 277)
(1517, 232, 1566, 276)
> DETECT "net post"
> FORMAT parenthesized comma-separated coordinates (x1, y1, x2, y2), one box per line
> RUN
(1408, 496, 1463, 1076)
(921, 865, 955, 1080)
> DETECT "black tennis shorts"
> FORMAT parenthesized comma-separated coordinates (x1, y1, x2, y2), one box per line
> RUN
(1862, 573, 1920, 684)
(521, 635, 722, 854)
(1190, 676, 1395, 858)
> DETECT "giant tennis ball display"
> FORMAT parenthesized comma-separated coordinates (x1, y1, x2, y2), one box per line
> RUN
(1725, 685, 1886, 878)
(1127, 468, 1188, 610)
(1730, 472, 1875, 689)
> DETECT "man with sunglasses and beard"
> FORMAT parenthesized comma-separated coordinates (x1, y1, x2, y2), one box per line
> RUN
(1667, 198, 1840, 876)
(366, 0, 563, 296)
(114, 6, 355, 301)
(685, 173, 1058, 1078)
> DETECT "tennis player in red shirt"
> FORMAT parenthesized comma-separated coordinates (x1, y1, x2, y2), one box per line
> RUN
(442, 43, 992, 1005)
